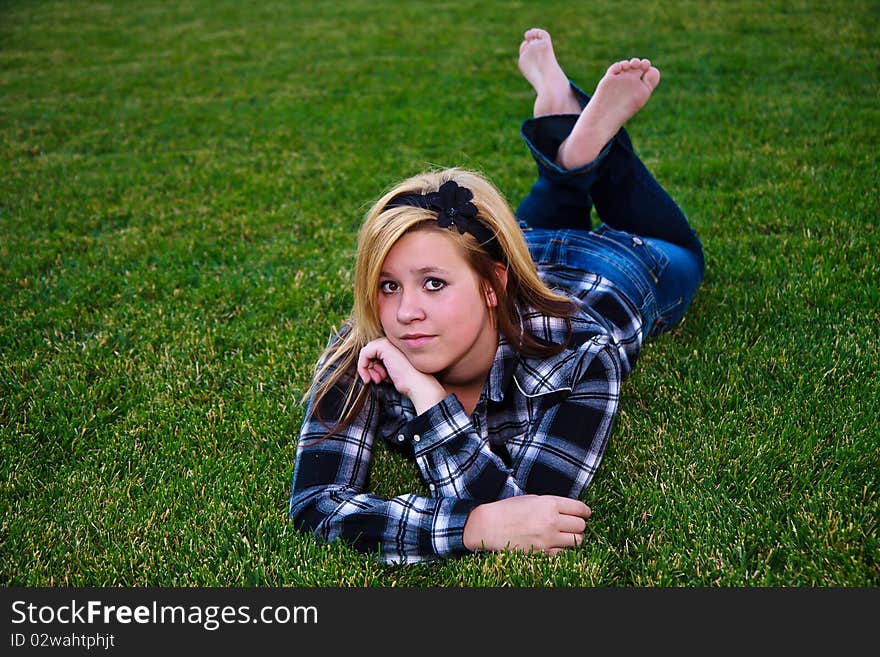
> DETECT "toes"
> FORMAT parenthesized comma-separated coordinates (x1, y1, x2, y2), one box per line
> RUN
(609, 57, 657, 77)
(615, 58, 654, 77)
(521, 28, 551, 56)
(643, 66, 661, 89)
(524, 28, 549, 41)
(613, 58, 642, 73)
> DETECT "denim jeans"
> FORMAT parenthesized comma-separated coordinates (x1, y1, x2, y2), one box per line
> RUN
(515, 81, 704, 340)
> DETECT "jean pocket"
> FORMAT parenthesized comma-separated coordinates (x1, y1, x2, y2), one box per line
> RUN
(650, 295, 685, 336)
(594, 225, 670, 282)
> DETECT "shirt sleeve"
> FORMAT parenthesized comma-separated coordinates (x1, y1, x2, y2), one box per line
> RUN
(394, 336, 620, 503)
(288, 376, 480, 564)
(289, 326, 621, 562)
(396, 394, 527, 500)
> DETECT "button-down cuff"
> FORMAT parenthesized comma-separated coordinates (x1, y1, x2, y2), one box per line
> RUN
(433, 497, 481, 556)
(396, 394, 471, 456)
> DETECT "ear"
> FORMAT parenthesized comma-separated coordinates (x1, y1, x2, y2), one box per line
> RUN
(484, 262, 509, 308)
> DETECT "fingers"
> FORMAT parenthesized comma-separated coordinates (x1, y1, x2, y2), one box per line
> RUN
(527, 497, 591, 555)
(544, 532, 583, 557)
(357, 339, 391, 385)
(552, 495, 592, 519)
(360, 360, 387, 384)
(557, 513, 587, 535)
(549, 497, 591, 554)
(552, 516, 586, 552)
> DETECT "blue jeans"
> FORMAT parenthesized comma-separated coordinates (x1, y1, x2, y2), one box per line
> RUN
(516, 81, 704, 340)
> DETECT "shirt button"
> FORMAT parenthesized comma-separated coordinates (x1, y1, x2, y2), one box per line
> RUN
(413, 434, 421, 443)
(428, 483, 435, 491)
(632, 236, 643, 246)
(397, 434, 405, 442)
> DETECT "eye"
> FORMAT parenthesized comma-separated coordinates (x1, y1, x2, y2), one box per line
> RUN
(425, 277, 446, 291)
(379, 280, 399, 294)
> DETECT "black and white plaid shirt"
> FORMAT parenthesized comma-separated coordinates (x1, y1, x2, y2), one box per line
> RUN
(289, 266, 642, 563)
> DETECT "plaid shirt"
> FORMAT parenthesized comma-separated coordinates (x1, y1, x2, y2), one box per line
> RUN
(288, 266, 642, 563)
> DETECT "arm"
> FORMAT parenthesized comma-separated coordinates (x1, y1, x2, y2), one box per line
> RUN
(404, 335, 622, 503)
(291, 335, 619, 560)
(462, 338, 619, 555)
(364, 330, 622, 502)
(359, 338, 528, 501)
(362, 335, 621, 556)
(288, 374, 480, 564)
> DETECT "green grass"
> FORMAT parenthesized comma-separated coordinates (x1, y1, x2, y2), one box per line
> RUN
(1, 0, 878, 586)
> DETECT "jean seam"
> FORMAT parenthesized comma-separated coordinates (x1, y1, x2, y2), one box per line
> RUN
(593, 228, 670, 284)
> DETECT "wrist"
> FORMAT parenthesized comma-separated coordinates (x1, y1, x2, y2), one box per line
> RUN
(463, 503, 493, 552)
(409, 378, 447, 415)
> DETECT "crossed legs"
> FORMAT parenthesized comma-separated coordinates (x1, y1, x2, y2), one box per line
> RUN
(518, 28, 660, 168)
(515, 28, 702, 264)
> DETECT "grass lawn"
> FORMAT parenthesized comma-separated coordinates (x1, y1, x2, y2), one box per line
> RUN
(1, 0, 878, 586)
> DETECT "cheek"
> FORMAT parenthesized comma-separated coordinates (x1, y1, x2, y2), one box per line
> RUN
(441, 289, 489, 326)
(376, 296, 394, 329)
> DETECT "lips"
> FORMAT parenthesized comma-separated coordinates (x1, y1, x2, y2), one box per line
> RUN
(400, 334, 436, 349)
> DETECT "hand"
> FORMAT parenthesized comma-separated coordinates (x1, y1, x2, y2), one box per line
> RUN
(357, 338, 446, 414)
(462, 494, 592, 556)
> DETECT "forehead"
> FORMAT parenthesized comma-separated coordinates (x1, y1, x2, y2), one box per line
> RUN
(382, 229, 467, 271)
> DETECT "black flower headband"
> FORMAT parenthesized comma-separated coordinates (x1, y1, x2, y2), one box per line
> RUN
(384, 180, 505, 262)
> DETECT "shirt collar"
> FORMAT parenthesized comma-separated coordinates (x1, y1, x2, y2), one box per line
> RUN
(487, 335, 519, 403)
(487, 311, 585, 401)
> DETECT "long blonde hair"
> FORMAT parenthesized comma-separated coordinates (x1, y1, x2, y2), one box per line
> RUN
(308, 168, 575, 436)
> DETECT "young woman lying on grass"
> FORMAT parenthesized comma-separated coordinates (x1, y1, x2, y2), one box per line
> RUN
(288, 28, 704, 563)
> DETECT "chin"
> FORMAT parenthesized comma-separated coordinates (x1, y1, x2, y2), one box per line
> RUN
(408, 355, 449, 375)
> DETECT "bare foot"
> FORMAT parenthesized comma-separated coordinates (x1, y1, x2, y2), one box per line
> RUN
(557, 57, 660, 169)
(518, 28, 581, 117)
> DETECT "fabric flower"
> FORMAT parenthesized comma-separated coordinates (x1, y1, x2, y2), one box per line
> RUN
(431, 180, 479, 232)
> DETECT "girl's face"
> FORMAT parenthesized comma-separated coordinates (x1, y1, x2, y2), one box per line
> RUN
(377, 229, 500, 386)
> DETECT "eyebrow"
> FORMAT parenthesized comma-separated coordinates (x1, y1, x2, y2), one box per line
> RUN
(379, 266, 452, 277)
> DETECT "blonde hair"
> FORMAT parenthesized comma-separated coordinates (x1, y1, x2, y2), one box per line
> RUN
(308, 168, 575, 436)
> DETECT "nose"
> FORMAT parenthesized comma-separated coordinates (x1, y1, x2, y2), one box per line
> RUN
(396, 288, 425, 323)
